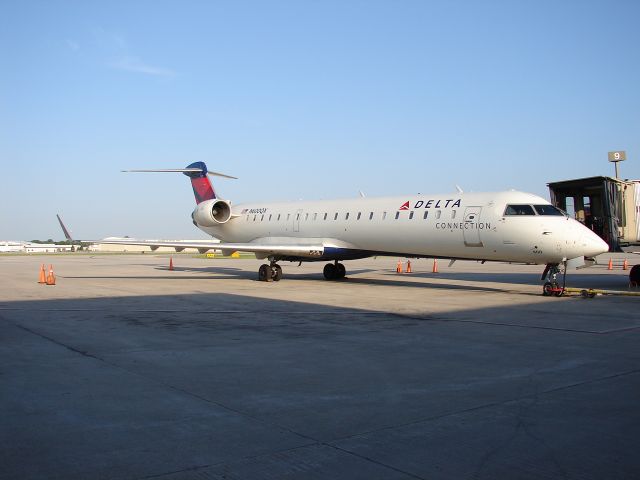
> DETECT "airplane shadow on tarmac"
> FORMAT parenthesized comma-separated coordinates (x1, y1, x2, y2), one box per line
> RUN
(1, 289, 639, 480)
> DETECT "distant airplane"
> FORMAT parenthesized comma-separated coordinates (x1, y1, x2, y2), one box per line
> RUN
(89, 162, 607, 294)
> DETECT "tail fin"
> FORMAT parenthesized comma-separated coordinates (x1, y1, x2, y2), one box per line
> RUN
(184, 162, 216, 204)
(122, 162, 237, 205)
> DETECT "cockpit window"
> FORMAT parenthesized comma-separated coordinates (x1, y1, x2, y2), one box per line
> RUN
(504, 204, 535, 216)
(533, 204, 564, 216)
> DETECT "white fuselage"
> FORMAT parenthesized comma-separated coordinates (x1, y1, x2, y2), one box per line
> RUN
(196, 190, 608, 264)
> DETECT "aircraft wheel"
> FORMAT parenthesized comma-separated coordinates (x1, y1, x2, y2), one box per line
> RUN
(272, 265, 283, 281)
(258, 264, 272, 282)
(542, 282, 554, 296)
(336, 263, 346, 279)
(323, 263, 337, 280)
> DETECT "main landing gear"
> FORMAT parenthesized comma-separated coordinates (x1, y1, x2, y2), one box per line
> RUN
(257, 259, 347, 282)
(258, 261, 283, 282)
(541, 263, 567, 297)
(323, 261, 346, 280)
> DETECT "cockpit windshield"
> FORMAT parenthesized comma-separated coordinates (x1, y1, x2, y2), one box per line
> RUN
(504, 204, 565, 216)
(504, 204, 535, 216)
(533, 205, 564, 216)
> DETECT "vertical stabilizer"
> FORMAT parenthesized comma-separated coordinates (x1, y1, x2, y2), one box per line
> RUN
(183, 162, 216, 204)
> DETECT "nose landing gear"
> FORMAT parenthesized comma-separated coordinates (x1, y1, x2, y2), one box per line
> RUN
(541, 263, 566, 296)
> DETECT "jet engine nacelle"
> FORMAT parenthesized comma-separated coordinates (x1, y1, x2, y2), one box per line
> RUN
(192, 199, 232, 226)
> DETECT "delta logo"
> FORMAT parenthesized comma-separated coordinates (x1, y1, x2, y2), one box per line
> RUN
(398, 198, 462, 210)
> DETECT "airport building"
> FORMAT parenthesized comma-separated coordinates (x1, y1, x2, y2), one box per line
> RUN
(0, 242, 74, 253)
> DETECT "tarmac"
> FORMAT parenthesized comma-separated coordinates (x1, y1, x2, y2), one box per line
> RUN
(1, 253, 639, 480)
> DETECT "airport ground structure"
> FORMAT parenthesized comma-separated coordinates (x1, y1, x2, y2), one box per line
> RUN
(1, 253, 639, 480)
(0, 241, 74, 253)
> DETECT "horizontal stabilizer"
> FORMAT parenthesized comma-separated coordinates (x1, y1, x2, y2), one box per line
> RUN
(122, 168, 237, 179)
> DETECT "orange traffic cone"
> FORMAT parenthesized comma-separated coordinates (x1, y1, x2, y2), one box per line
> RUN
(406, 260, 412, 273)
(169, 257, 174, 271)
(38, 264, 46, 284)
(396, 260, 403, 274)
(45, 264, 56, 285)
(432, 259, 439, 273)
(623, 259, 628, 270)
(608, 258, 613, 270)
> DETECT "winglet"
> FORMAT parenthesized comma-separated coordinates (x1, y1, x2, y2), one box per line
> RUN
(57, 214, 73, 241)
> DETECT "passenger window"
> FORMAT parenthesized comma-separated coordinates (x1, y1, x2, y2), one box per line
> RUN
(383, 211, 387, 220)
(395, 212, 400, 220)
(357, 212, 361, 220)
(423, 211, 429, 220)
(345, 212, 350, 220)
(436, 210, 442, 219)
(451, 210, 456, 219)
(409, 211, 414, 220)
(253, 215, 257, 221)
(324, 213, 328, 220)
(334, 213, 338, 220)
(296, 214, 300, 220)
(277, 214, 281, 221)
(287, 214, 290, 220)
(369, 212, 374, 220)
(534, 204, 564, 216)
(313, 213, 317, 221)
(261, 215, 264, 221)
(305, 213, 309, 221)
(504, 204, 535, 216)
(269, 214, 272, 221)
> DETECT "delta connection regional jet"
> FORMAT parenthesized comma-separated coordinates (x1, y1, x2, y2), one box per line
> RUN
(98, 162, 608, 294)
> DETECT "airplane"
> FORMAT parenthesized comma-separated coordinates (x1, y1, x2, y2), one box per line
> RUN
(91, 161, 609, 295)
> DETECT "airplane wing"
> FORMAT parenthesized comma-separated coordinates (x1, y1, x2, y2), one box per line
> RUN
(92, 238, 325, 258)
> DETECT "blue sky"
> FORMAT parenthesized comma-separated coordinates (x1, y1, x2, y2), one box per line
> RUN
(1, 0, 639, 240)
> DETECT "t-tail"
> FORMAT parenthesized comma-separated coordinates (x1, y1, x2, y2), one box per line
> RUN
(122, 162, 237, 204)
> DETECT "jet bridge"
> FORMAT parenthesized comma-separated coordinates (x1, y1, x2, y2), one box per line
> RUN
(548, 176, 640, 252)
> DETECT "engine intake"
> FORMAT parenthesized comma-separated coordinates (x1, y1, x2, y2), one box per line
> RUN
(192, 199, 232, 226)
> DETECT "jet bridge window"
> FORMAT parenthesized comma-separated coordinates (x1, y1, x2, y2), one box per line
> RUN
(504, 204, 535, 216)
(534, 205, 564, 216)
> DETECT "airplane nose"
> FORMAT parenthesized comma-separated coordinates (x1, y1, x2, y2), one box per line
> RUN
(581, 230, 609, 257)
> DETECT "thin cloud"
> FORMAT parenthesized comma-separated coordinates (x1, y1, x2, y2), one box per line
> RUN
(91, 27, 177, 77)
(109, 55, 176, 77)
(66, 39, 80, 51)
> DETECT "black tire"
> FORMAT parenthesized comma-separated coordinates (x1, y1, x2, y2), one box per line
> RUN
(323, 263, 337, 280)
(336, 263, 346, 279)
(258, 264, 271, 282)
(543, 282, 554, 296)
(272, 265, 283, 281)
